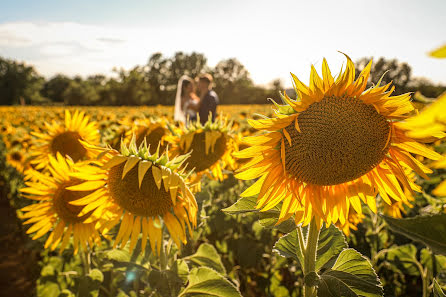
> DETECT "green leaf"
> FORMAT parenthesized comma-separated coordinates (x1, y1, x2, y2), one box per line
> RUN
(318, 249, 383, 297)
(37, 282, 60, 297)
(148, 270, 184, 297)
(184, 243, 226, 274)
(258, 211, 295, 233)
(222, 196, 257, 214)
(382, 214, 446, 255)
(172, 259, 190, 282)
(179, 267, 242, 297)
(273, 229, 304, 267)
(434, 279, 446, 297)
(383, 244, 420, 276)
(420, 248, 446, 275)
(223, 196, 294, 232)
(104, 249, 131, 262)
(273, 224, 347, 271)
(89, 269, 104, 282)
(316, 225, 347, 271)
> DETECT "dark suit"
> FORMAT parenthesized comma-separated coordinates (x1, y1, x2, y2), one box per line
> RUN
(199, 90, 219, 124)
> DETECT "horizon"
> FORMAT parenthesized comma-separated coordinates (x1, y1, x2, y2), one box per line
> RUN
(1, 0, 445, 87)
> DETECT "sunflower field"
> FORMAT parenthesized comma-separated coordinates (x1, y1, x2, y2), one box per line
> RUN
(1, 55, 446, 297)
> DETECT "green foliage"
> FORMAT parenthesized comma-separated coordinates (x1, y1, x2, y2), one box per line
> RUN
(222, 196, 295, 233)
(0, 57, 45, 104)
(273, 225, 347, 271)
(382, 214, 446, 255)
(273, 230, 304, 267)
(434, 279, 446, 297)
(179, 267, 242, 297)
(317, 249, 383, 297)
(382, 244, 420, 276)
(184, 243, 226, 274)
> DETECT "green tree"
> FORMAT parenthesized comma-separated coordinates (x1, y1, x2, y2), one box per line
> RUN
(0, 57, 45, 105)
(355, 57, 412, 95)
(144, 52, 208, 105)
(212, 58, 254, 104)
(113, 67, 151, 105)
(63, 77, 100, 105)
(144, 53, 170, 104)
(41, 74, 71, 103)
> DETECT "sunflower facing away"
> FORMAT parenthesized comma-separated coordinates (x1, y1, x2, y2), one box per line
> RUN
(234, 55, 442, 227)
(30, 110, 100, 169)
(123, 117, 170, 155)
(169, 115, 237, 182)
(67, 137, 198, 255)
(20, 154, 101, 254)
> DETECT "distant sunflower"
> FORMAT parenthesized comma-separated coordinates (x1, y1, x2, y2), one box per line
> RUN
(30, 110, 100, 169)
(6, 149, 28, 173)
(124, 117, 170, 155)
(20, 154, 101, 254)
(234, 55, 442, 227)
(169, 115, 237, 182)
(335, 210, 364, 236)
(67, 137, 197, 255)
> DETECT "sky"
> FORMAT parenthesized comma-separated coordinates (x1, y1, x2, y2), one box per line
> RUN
(1, 0, 445, 87)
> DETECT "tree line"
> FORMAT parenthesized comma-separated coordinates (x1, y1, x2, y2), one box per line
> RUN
(0, 52, 444, 106)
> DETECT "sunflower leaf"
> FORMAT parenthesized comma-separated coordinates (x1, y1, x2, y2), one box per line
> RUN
(317, 249, 383, 297)
(315, 224, 348, 271)
(258, 211, 296, 233)
(420, 248, 446, 275)
(183, 243, 226, 274)
(380, 244, 420, 276)
(273, 224, 347, 271)
(434, 279, 446, 297)
(222, 196, 257, 214)
(273, 229, 304, 267)
(382, 214, 446, 255)
(179, 267, 242, 297)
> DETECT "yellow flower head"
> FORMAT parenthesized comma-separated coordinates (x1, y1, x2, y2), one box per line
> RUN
(68, 137, 198, 255)
(397, 92, 446, 196)
(123, 117, 170, 155)
(20, 154, 101, 254)
(6, 149, 29, 173)
(30, 110, 100, 169)
(169, 115, 237, 182)
(234, 55, 442, 228)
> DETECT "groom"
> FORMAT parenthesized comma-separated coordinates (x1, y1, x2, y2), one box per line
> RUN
(197, 74, 219, 125)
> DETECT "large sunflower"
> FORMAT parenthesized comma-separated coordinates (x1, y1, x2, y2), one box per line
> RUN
(20, 154, 101, 254)
(67, 137, 198, 255)
(399, 91, 446, 196)
(234, 55, 442, 227)
(169, 115, 237, 182)
(30, 110, 100, 169)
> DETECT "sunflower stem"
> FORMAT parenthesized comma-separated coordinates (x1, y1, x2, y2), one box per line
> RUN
(303, 218, 320, 297)
(81, 249, 91, 276)
(160, 240, 167, 271)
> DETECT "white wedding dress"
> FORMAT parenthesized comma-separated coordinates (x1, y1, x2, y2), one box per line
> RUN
(174, 76, 187, 123)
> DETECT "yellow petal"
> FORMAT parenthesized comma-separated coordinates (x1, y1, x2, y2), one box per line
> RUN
(66, 180, 106, 191)
(138, 161, 152, 188)
(152, 166, 162, 190)
(122, 156, 140, 179)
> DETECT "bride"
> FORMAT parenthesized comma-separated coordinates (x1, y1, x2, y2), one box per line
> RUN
(174, 75, 200, 124)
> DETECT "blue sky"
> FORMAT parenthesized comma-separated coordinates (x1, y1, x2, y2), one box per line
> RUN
(1, 0, 445, 87)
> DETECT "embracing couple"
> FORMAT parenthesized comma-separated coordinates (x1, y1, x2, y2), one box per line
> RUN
(174, 73, 219, 125)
